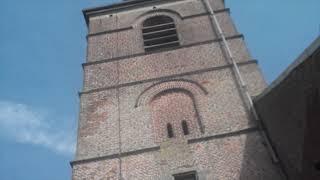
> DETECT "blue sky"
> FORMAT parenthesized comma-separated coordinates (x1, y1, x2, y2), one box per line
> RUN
(0, 0, 319, 179)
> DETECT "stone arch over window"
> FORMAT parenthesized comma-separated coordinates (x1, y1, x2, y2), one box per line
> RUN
(136, 80, 207, 142)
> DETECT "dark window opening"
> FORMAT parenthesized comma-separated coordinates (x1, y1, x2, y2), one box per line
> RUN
(142, 16, 179, 52)
(174, 171, 197, 180)
(314, 161, 320, 171)
(167, 123, 174, 138)
(182, 120, 189, 135)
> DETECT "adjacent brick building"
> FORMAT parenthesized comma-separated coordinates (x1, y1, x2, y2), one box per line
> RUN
(71, 0, 287, 179)
(255, 36, 320, 180)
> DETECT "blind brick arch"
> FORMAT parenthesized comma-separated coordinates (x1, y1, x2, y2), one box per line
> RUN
(135, 79, 207, 107)
(150, 89, 200, 142)
(135, 80, 207, 143)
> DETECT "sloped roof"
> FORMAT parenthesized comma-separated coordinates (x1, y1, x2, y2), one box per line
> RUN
(255, 36, 320, 101)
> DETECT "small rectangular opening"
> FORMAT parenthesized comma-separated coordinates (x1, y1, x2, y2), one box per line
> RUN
(174, 171, 197, 180)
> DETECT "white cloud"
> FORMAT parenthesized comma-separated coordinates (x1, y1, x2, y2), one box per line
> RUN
(0, 101, 76, 156)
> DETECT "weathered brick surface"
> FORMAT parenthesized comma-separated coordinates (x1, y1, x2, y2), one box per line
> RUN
(208, 0, 225, 10)
(122, 152, 161, 179)
(72, 158, 120, 180)
(73, 133, 282, 180)
(73, 0, 282, 179)
(84, 38, 251, 91)
(239, 63, 267, 97)
(191, 132, 283, 180)
(83, 61, 119, 91)
(77, 63, 267, 159)
(87, 29, 142, 62)
(87, 8, 236, 62)
(119, 83, 157, 152)
(76, 89, 120, 159)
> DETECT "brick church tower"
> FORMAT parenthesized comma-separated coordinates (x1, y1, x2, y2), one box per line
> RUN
(71, 0, 284, 179)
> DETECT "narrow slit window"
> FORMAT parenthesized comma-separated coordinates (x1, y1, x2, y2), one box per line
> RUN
(142, 16, 179, 52)
(167, 123, 174, 138)
(182, 120, 189, 135)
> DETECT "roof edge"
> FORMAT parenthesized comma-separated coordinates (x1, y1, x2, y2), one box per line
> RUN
(254, 35, 320, 101)
(82, 0, 226, 26)
(83, 0, 180, 26)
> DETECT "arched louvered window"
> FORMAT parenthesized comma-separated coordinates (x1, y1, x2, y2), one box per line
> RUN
(167, 123, 174, 138)
(142, 16, 179, 52)
(181, 120, 189, 135)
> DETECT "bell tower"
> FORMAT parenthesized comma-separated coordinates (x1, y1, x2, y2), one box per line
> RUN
(71, 0, 284, 179)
